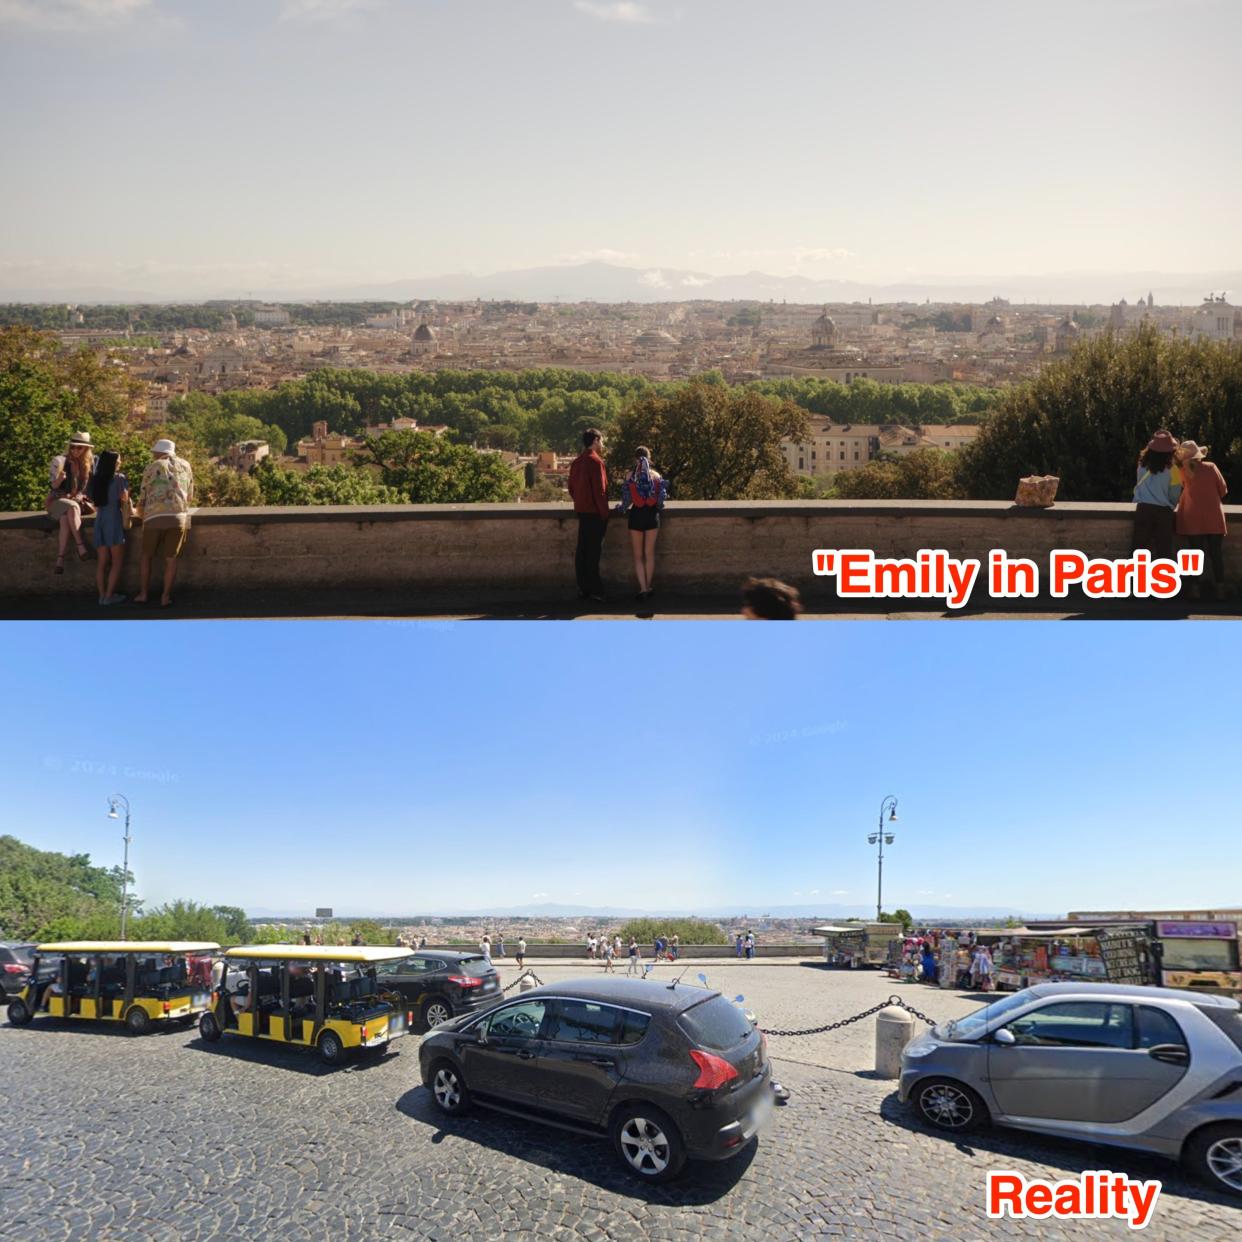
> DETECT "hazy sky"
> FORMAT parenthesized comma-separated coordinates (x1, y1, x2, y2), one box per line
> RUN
(2, 620, 1238, 917)
(1, 0, 1239, 297)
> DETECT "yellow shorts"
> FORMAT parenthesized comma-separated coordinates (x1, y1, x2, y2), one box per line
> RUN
(142, 524, 187, 560)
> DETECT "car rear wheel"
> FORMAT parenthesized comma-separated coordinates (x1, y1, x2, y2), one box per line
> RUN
(1186, 1124, 1242, 1197)
(429, 1061, 471, 1115)
(7, 999, 31, 1026)
(199, 1011, 222, 1042)
(422, 997, 453, 1029)
(126, 1006, 152, 1035)
(610, 1104, 686, 1182)
(912, 1077, 987, 1132)
(319, 1031, 344, 1065)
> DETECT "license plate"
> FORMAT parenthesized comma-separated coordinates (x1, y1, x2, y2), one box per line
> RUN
(193, 993, 209, 1007)
(482, 980, 497, 990)
(364, 1031, 393, 1047)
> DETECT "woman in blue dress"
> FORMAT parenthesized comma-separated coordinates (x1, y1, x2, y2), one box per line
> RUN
(89, 450, 130, 605)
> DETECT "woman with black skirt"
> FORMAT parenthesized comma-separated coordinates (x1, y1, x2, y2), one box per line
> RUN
(617, 446, 667, 600)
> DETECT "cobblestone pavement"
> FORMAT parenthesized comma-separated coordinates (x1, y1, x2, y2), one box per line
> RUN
(1, 964, 1237, 1241)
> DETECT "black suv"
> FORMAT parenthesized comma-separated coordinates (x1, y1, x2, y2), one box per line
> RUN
(418, 977, 772, 1181)
(377, 950, 501, 1030)
(0, 943, 34, 1000)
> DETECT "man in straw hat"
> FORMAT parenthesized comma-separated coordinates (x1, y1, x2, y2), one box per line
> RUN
(135, 438, 194, 607)
(1175, 440, 1229, 600)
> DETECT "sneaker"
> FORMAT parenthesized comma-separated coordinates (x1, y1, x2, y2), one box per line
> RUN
(101, 594, 128, 606)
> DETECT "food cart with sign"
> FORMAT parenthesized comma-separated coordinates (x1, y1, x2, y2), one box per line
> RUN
(813, 923, 897, 969)
(1154, 920, 1242, 995)
(991, 924, 1155, 991)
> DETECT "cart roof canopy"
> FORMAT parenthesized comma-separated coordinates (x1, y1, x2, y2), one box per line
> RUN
(35, 941, 221, 954)
(224, 944, 414, 964)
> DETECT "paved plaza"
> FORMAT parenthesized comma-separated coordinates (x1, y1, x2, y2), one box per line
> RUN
(1, 962, 1237, 1241)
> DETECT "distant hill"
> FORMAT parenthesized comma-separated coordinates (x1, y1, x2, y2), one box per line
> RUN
(246, 901, 1062, 922)
(4, 262, 1238, 306)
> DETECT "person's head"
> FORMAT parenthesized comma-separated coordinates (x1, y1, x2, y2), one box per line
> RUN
(152, 437, 176, 460)
(1140, 430, 1178, 473)
(1177, 440, 1208, 471)
(66, 431, 94, 478)
(582, 428, 603, 452)
(741, 577, 803, 620)
(89, 450, 120, 507)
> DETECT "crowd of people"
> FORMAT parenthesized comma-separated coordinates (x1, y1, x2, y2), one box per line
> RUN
(45, 431, 195, 607)
(1133, 428, 1230, 599)
(897, 933, 995, 991)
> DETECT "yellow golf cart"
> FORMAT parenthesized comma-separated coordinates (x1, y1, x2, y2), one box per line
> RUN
(199, 945, 414, 1065)
(6, 941, 220, 1034)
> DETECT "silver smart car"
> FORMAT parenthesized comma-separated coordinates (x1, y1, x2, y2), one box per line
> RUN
(899, 982, 1242, 1196)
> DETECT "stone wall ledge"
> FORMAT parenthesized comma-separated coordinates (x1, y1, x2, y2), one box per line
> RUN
(4, 500, 1239, 605)
(5, 498, 1216, 530)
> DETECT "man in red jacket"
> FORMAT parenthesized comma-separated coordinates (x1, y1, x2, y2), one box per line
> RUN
(567, 428, 609, 600)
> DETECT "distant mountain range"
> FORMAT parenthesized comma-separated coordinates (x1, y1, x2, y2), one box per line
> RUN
(3, 261, 1238, 307)
(246, 901, 1062, 922)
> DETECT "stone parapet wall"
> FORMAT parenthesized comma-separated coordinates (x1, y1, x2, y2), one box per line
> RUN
(3, 500, 1238, 603)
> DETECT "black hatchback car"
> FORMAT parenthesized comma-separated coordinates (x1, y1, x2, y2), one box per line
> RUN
(0, 943, 35, 1000)
(418, 977, 773, 1181)
(376, 950, 501, 1030)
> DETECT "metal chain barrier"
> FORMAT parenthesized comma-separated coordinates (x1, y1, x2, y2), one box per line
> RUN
(761, 994, 936, 1037)
(500, 969, 544, 993)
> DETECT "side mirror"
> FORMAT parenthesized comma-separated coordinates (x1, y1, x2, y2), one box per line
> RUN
(697, 973, 709, 987)
(734, 994, 745, 1004)
(992, 1027, 1016, 1046)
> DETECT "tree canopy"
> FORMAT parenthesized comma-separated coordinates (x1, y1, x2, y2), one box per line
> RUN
(608, 378, 810, 500)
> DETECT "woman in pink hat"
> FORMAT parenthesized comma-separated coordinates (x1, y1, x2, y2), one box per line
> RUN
(1176, 441, 1228, 600)
(1132, 429, 1182, 560)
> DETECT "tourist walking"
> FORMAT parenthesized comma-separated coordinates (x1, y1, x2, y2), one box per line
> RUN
(135, 438, 194, 607)
(920, 945, 939, 985)
(602, 938, 615, 973)
(745, 932, 755, 960)
(668, 933, 679, 962)
(480, 934, 492, 964)
(88, 449, 130, 605)
(616, 446, 667, 600)
(587, 934, 597, 960)
(46, 431, 95, 573)
(567, 428, 609, 602)
(515, 936, 526, 968)
(1133, 429, 1182, 561)
(626, 938, 640, 976)
(1176, 440, 1229, 600)
(496, 933, 505, 958)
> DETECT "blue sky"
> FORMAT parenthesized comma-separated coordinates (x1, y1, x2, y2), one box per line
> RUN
(1, 620, 1238, 917)
(1, 0, 1238, 297)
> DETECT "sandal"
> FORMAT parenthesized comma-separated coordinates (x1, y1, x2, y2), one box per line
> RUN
(54, 556, 65, 575)
(75, 542, 89, 561)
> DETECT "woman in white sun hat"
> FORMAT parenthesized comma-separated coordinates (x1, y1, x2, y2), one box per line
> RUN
(46, 431, 95, 573)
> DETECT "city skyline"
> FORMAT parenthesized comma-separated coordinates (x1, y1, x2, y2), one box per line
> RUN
(2, 621, 1238, 916)
(2, 1, 1238, 298)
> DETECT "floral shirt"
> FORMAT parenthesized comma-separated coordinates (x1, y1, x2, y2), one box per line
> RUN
(139, 456, 195, 528)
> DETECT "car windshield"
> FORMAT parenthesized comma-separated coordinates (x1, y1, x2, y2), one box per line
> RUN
(678, 995, 753, 1051)
(455, 955, 493, 976)
(942, 990, 1036, 1041)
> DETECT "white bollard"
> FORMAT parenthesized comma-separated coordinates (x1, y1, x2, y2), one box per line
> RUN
(874, 1005, 916, 1079)
(519, 974, 535, 993)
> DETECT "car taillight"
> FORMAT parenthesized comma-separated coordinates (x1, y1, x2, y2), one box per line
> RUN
(690, 1049, 739, 1090)
(407, 1011, 413, 1024)
(163, 1002, 170, 1014)
(448, 975, 483, 988)
(3, 963, 26, 973)
(362, 1025, 368, 1041)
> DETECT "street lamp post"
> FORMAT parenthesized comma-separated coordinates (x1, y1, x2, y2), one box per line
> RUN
(868, 795, 898, 921)
(107, 795, 132, 938)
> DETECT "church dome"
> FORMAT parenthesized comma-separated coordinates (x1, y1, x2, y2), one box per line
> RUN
(413, 323, 435, 341)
